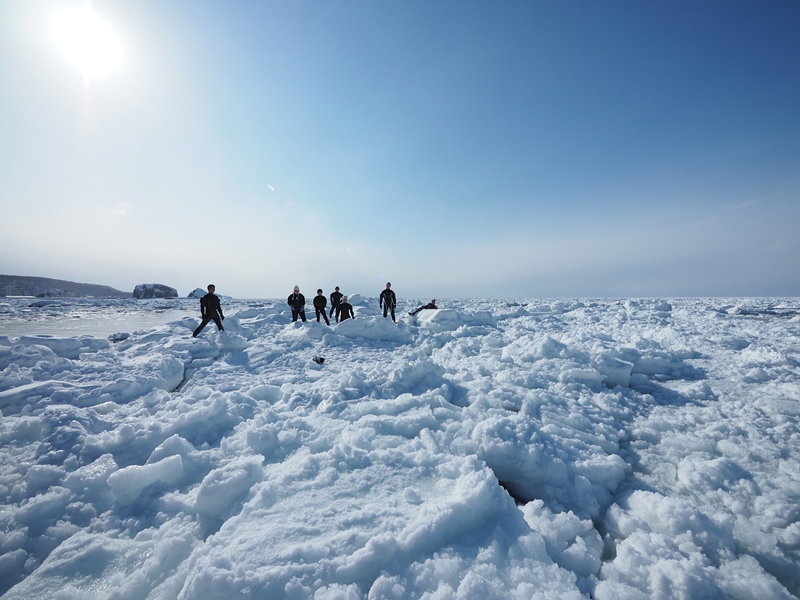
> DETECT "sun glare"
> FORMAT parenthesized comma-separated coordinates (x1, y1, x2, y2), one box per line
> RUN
(53, 4, 122, 79)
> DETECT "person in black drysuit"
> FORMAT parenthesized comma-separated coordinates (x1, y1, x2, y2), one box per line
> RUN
(192, 284, 224, 337)
(337, 296, 355, 321)
(329, 286, 343, 322)
(379, 282, 397, 322)
(409, 299, 437, 316)
(313, 289, 330, 325)
(287, 286, 306, 322)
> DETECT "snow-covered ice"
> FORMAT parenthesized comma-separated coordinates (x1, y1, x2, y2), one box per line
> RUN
(1, 296, 799, 598)
(0, 298, 200, 339)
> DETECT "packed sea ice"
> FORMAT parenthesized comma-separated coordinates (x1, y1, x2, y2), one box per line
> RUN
(0, 296, 799, 599)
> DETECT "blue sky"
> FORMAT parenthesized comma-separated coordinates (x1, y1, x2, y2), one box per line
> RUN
(1, 1, 799, 298)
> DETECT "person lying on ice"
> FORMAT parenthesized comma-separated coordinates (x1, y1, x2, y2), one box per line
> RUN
(409, 299, 437, 316)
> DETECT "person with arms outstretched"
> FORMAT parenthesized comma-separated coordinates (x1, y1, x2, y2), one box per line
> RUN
(193, 284, 224, 337)
(329, 286, 343, 322)
(313, 289, 330, 325)
(337, 296, 355, 321)
(379, 282, 397, 322)
(287, 286, 306, 322)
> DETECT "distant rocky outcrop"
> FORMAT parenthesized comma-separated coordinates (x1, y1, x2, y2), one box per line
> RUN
(187, 288, 206, 299)
(0, 275, 130, 297)
(132, 283, 178, 299)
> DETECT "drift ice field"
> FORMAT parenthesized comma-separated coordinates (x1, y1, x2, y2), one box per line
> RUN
(1, 296, 799, 599)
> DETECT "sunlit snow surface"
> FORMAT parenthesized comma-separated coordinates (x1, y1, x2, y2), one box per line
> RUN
(1, 296, 799, 599)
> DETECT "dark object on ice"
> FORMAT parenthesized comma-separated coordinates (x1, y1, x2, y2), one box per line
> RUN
(313, 356, 325, 364)
(133, 283, 178, 299)
(409, 300, 437, 316)
(193, 284, 225, 337)
(108, 332, 131, 343)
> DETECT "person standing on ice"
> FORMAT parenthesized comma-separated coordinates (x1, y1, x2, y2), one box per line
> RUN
(337, 296, 355, 321)
(313, 289, 330, 325)
(192, 284, 224, 337)
(287, 285, 307, 322)
(329, 286, 343, 322)
(379, 282, 397, 322)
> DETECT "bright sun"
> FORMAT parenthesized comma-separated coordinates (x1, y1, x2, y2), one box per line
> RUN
(53, 4, 122, 79)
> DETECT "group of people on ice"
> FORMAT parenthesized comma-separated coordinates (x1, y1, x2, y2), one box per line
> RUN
(193, 282, 436, 337)
(287, 282, 400, 324)
(287, 285, 354, 325)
